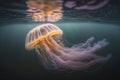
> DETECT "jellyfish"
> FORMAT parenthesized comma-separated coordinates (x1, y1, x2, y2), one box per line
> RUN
(25, 23, 111, 70)
(26, 0, 63, 22)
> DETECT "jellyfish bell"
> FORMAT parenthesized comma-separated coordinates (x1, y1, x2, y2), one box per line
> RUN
(25, 23, 111, 70)
(25, 23, 64, 57)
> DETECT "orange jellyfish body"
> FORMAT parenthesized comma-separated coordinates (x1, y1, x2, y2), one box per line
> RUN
(25, 23, 63, 56)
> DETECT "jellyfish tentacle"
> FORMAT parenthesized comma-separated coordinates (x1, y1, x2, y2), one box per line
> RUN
(45, 36, 63, 55)
(39, 41, 56, 61)
(53, 36, 64, 47)
(40, 41, 50, 53)
(55, 53, 110, 70)
(48, 36, 63, 49)
(35, 45, 43, 58)
(45, 36, 70, 58)
(89, 39, 109, 53)
(40, 42, 58, 67)
(45, 36, 63, 50)
(80, 55, 110, 70)
(41, 41, 61, 62)
(52, 54, 90, 70)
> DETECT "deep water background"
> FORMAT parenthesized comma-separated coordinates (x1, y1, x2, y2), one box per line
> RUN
(0, 0, 120, 80)
(0, 22, 119, 80)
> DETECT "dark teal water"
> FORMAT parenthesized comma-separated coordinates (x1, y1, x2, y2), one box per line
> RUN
(0, 21, 119, 80)
(0, 0, 120, 79)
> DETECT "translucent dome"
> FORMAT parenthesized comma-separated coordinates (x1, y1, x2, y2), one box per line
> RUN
(25, 23, 63, 50)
